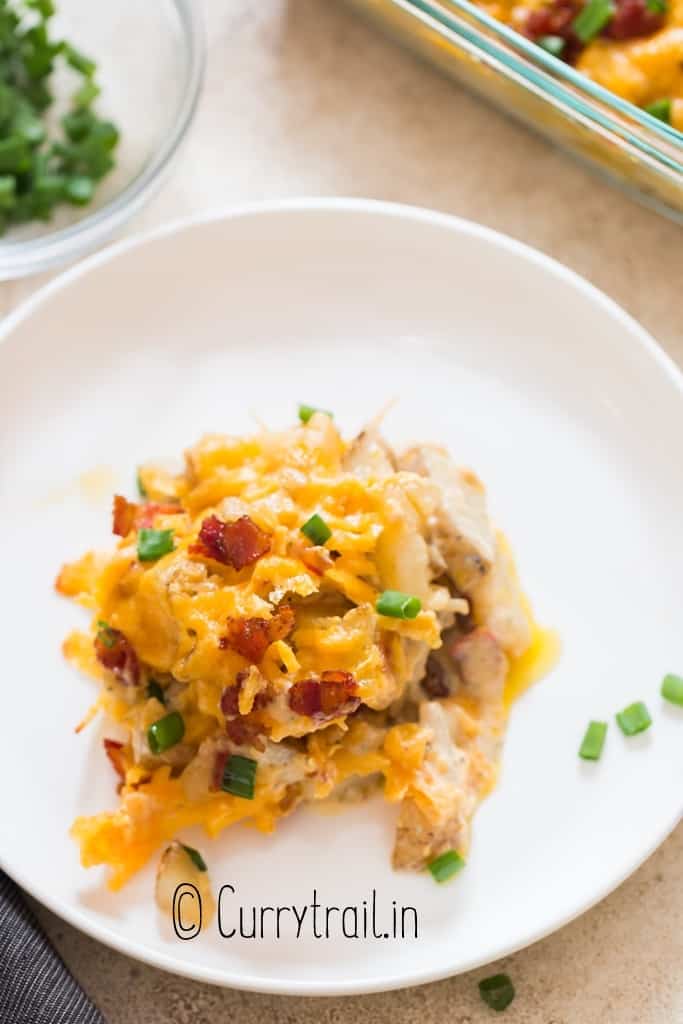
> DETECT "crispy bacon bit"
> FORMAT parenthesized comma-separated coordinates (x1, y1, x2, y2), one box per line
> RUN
(220, 680, 243, 717)
(288, 670, 360, 719)
(221, 673, 273, 718)
(421, 653, 450, 699)
(604, 0, 664, 38)
(221, 605, 294, 664)
(225, 717, 266, 751)
(523, 0, 583, 61)
(103, 738, 126, 781)
(211, 750, 229, 791)
(223, 617, 271, 662)
(94, 625, 140, 686)
(112, 495, 137, 536)
(190, 514, 271, 570)
(112, 494, 180, 536)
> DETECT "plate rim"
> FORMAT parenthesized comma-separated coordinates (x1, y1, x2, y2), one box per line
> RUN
(1, 197, 681, 996)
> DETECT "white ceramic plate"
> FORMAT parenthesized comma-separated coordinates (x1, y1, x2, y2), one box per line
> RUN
(0, 200, 681, 996)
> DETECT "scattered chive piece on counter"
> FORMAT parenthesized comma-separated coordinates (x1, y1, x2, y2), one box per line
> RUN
(222, 754, 257, 800)
(376, 590, 422, 620)
(298, 403, 333, 424)
(137, 528, 174, 562)
(427, 850, 465, 883)
(148, 711, 185, 755)
(616, 701, 652, 736)
(301, 512, 332, 546)
(537, 34, 566, 56)
(146, 680, 165, 704)
(478, 974, 516, 1013)
(0, 0, 120, 234)
(180, 843, 207, 872)
(96, 619, 116, 648)
(661, 673, 683, 707)
(579, 720, 607, 760)
(644, 98, 672, 124)
(572, 0, 615, 43)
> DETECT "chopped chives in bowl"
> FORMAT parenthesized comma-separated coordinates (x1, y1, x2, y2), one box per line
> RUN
(579, 720, 607, 760)
(301, 512, 332, 546)
(0, 0, 120, 234)
(661, 673, 683, 707)
(376, 590, 422, 620)
(616, 701, 652, 736)
(427, 849, 465, 883)
(137, 527, 174, 562)
(478, 973, 515, 1012)
(221, 754, 257, 800)
(147, 711, 185, 755)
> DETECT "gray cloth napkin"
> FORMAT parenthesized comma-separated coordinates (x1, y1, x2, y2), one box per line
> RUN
(0, 871, 106, 1024)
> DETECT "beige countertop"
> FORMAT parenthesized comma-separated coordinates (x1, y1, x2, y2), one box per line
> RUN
(6, 1, 681, 1021)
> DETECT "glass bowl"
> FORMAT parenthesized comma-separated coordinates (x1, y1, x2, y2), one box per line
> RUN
(0, 0, 205, 280)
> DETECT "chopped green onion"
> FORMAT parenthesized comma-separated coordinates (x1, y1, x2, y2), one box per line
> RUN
(180, 843, 207, 872)
(537, 34, 566, 56)
(572, 0, 615, 42)
(661, 673, 683, 707)
(96, 619, 116, 648)
(376, 590, 422, 620)
(645, 0, 667, 12)
(301, 513, 332, 546)
(579, 720, 607, 760)
(64, 174, 94, 205)
(479, 974, 516, 1012)
(298, 403, 332, 424)
(148, 711, 185, 755)
(616, 701, 652, 736)
(146, 680, 165, 704)
(0, 136, 30, 174)
(136, 470, 148, 498)
(221, 754, 257, 800)
(0, 175, 15, 209)
(137, 528, 174, 562)
(644, 98, 671, 124)
(427, 849, 465, 883)
(72, 79, 100, 109)
(63, 43, 96, 78)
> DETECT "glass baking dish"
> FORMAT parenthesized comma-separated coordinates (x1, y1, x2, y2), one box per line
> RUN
(347, 0, 683, 223)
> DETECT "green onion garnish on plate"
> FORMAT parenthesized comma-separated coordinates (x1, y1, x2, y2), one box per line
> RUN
(180, 843, 207, 872)
(301, 513, 332, 546)
(298, 403, 332, 424)
(661, 673, 683, 706)
(376, 590, 422, 620)
(478, 973, 516, 1012)
(137, 527, 174, 562)
(148, 711, 185, 754)
(537, 34, 566, 56)
(579, 720, 607, 760)
(615, 701, 652, 736)
(427, 849, 465, 883)
(644, 98, 671, 124)
(572, 0, 614, 42)
(221, 754, 257, 800)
